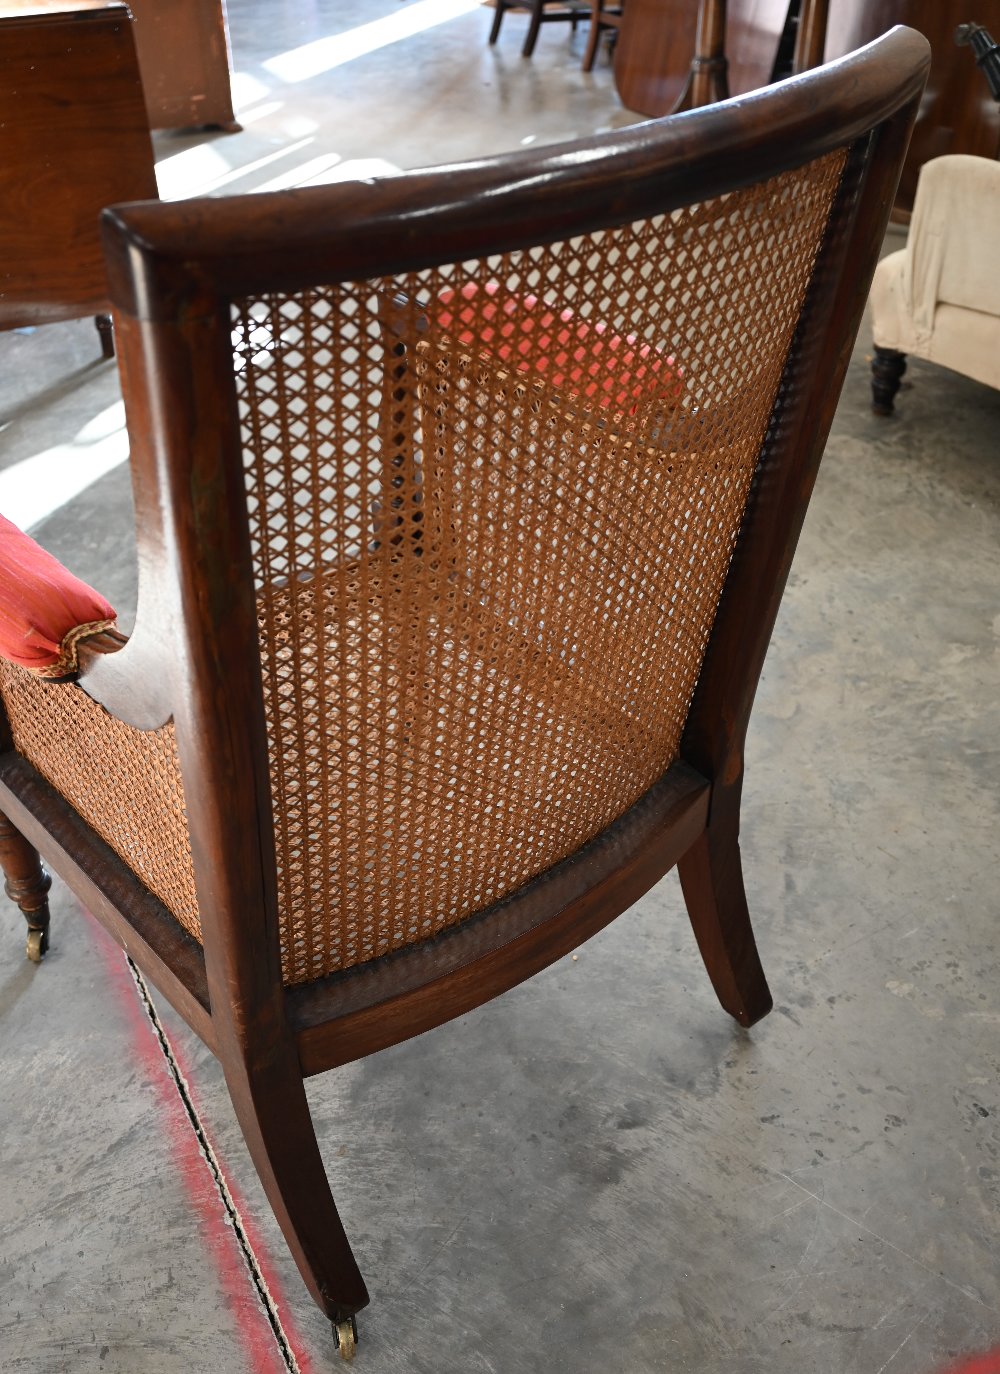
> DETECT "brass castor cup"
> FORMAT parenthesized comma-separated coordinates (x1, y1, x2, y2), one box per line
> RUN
(26, 925, 49, 963)
(333, 1315, 358, 1362)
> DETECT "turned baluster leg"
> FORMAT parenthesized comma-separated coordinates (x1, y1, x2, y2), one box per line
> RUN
(0, 812, 52, 962)
(871, 346, 907, 416)
(673, 0, 730, 112)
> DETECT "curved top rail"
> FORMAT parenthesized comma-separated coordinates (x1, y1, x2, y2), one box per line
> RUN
(102, 28, 930, 319)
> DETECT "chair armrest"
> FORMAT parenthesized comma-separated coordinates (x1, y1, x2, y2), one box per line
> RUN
(0, 514, 117, 680)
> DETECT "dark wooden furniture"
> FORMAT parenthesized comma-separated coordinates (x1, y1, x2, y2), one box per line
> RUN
(0, 2, 157, 356)
(613, 0, 830, 116)
(615, 0, 1000, 212)
(614, 0, 789, 115)
(0, 29, 929, 1361)
(126, 0, 237, 131)
(823, 0, 1000, 214)
(488, 0, 588, 56)
(956, 22, 1000, 101)
(582, 0, 626, 70)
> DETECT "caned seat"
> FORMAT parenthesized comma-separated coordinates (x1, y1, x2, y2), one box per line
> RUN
(0, 29, 929, 1360)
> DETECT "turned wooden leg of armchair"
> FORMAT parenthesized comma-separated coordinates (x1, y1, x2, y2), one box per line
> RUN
(871, 346, 907, 416)
(0, 810, 53, 963)
(677, 795, 772, 1029)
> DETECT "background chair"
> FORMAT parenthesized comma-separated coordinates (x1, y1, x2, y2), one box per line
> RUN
(582, 0, 626, 71)
(870, 153, 1000, 414)
(0, 3, 157, 358)
(0, 29, 928, 1361)
(489, 0, 589, 57)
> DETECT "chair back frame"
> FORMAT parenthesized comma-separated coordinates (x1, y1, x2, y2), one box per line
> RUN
(0, 27, 929, 1332)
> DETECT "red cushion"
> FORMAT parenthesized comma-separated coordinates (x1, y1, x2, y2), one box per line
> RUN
(0, 514, 116, 677)
(431, 281, 684, 413)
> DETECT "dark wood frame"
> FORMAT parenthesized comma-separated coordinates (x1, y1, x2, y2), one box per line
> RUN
(0, 28, 929, 1351)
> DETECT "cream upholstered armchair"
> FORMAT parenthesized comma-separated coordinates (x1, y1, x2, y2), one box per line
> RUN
(870, 153, 1000, 414)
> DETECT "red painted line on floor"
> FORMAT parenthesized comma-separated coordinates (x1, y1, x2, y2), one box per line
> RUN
(166, 1011, 324, 1374)
(78, 902, 321, 1374)
(940, 1354, 1000, 1374)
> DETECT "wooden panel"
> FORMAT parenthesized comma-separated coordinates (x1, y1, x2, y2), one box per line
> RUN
(614, 0, 790, 116)
(0, 3, 157, 329)
(824, 0, 1000, 212)
(126, 0, 236, 131)
(727, 0, 790, 95)
(614, 0, 699, 116)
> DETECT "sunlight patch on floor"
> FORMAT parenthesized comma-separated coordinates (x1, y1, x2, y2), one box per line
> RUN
(263, 0, 483, 83)
(0, 402, 129, 531)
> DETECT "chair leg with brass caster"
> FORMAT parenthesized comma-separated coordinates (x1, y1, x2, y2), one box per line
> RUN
(26, 923, 49, 963)
(0, 812, 53, 964)
(333, 1315, 359, 1362)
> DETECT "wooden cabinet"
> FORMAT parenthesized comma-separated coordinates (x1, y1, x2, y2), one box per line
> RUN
(0, 0, 238, 132)
(0, 2, 158, 329)
(824, 0, 1000, 213)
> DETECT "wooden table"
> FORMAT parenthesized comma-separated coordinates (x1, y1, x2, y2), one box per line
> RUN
(823, 0, 1000, 213)
(126, 0, 237, 131)
(0, 0, 237, 130)
(613, 0, 1000, 215)
(0, 2, 158, 339)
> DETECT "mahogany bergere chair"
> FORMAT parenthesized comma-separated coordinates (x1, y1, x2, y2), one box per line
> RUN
(0, 29, 928, 1361)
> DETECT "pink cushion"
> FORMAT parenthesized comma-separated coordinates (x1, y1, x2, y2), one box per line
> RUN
(0, 514, 116, 677)
(431, 281, 684, 413)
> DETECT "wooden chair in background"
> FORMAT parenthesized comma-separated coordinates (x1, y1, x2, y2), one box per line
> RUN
(614, 0, 831, 116)
(0, 2, 157, 358)
(488, 0, 589, 57)
(582, 0, 626, 71)
(0, 29, 928, 1360)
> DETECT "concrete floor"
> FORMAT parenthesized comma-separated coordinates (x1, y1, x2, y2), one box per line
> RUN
(2, 2, 999, 1371)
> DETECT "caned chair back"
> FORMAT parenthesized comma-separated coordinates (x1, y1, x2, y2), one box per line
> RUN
(0, 29, 930, 1343)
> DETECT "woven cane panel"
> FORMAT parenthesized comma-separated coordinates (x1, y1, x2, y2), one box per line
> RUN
(234, 150, 846, 986)
(0, 662, 201, 940)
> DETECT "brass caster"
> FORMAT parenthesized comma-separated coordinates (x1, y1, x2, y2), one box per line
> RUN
(26, 927, 48, 963)
(333, 1315, 358, 1362)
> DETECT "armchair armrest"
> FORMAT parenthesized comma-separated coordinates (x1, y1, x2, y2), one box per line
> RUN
(0, 514, 117, 680)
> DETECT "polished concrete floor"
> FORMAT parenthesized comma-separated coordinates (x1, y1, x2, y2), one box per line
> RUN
(2, 3, 1000, 1372)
